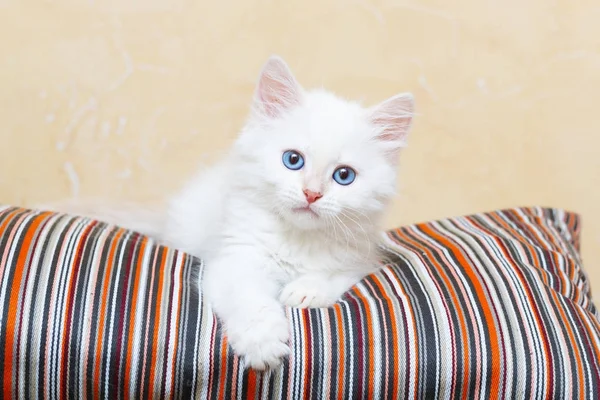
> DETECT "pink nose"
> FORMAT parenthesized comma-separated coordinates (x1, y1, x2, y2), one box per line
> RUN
(303, 189, 323, 204)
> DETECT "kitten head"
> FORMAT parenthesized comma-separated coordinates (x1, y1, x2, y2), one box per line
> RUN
(234, 55, 414, 232)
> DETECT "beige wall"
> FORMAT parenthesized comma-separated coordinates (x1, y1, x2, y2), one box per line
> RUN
(1, 1, 599, 296)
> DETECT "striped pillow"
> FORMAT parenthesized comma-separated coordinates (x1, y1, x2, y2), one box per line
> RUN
(0, 206, 598, 399)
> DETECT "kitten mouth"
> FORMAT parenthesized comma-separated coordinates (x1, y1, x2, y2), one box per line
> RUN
(293, 206, 319, 217)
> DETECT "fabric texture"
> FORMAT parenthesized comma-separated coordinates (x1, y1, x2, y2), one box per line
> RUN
(0, 205, 598, 399)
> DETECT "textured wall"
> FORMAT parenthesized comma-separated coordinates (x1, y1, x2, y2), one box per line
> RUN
(1, 1, 599, 296)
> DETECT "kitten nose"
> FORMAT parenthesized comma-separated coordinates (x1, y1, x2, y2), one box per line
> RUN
(303, 189, 323, 204)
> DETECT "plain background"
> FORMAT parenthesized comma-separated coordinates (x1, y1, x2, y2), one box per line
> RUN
(1, 0, 599, 299)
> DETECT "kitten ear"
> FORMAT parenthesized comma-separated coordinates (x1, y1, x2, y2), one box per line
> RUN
(369, 92, 415, 149)
(253, 55, 303, 118)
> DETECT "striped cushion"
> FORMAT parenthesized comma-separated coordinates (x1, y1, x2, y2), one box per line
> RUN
(0, 206, 598, 399)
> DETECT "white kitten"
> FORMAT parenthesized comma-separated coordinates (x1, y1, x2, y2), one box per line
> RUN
(161, 56, 414, 370)
(41, 55, 415, 370)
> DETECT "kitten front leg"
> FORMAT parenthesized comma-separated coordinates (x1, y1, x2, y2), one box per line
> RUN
(280, 270, 368, 308)
(203, 250, 289, 370)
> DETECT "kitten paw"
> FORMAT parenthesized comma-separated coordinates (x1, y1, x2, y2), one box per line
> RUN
(280, 275, 342, 308)
(226, 307, 290, 371)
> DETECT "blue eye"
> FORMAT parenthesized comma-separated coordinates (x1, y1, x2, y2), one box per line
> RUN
(333, 166, 356, 185)
(282, 150, 304, 170)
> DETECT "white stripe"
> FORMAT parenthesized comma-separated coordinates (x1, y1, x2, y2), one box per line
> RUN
(164, 252, 184, 395)
(78, 222, 111, 397)
(290, 307, 302, 397)
(197, 275, 215, 400)
(129, 238, 154, 396)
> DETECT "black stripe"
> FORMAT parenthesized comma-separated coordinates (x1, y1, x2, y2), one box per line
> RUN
(141, 245, 165, 399)
(66, 220, 102, 399)
(0, 209, 33, 393)
(181, 258, 202, 399)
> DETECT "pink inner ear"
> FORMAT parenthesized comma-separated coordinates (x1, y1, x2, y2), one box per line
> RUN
(258, 77, 299, 118)
(373, 115, 413, 142)
(370, 94, 415, 144)
(254, 56, 302, 118)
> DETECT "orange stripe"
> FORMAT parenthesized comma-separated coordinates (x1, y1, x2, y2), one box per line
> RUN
(93, 228, 124, 397)
(3, 213, 44, 398)
(301, 308, 311, 400)
(217, 335, 229, 400)
(0, 208, 20, 239)
(334, 304, 346, 400)
(123, 237, 147, 399)
(148, 249, 168, 399)
(246, 369, 257, 398)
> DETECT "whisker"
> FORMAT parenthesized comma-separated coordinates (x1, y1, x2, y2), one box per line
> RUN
(339, 210, 372, 257)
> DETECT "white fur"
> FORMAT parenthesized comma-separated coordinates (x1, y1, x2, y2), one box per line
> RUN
(42, 55, 415, 371)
